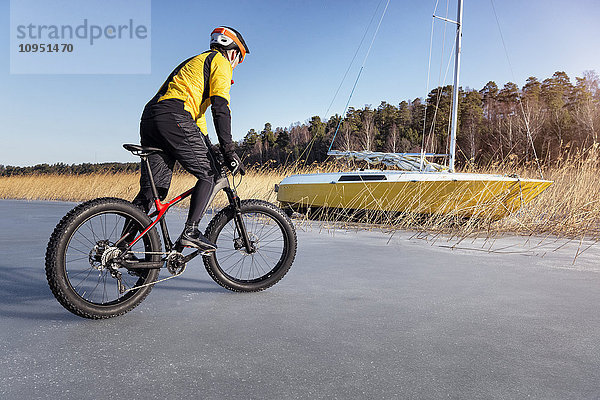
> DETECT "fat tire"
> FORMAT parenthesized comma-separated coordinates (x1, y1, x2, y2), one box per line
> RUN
(45, 197, 161, 319)
(203, 199, 297, 292)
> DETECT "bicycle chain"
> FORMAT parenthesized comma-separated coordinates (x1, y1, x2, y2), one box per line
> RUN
(123, 264, 187, 294)
(122, 250, 195, 293)
(126, 250, 169, 255)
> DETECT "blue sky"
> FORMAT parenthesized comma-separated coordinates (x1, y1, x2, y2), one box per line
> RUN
(1, 0, 599, 166)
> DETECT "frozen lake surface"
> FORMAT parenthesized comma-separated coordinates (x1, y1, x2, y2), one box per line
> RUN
(1, 199, 599, 399)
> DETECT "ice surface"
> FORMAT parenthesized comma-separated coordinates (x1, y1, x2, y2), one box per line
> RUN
(1, 199, 599, 399)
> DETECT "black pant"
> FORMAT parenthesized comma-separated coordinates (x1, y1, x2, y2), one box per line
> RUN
(133, 111, 218, 224)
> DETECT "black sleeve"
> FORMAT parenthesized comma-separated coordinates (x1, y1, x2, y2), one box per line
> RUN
(210, 95, 233, 151)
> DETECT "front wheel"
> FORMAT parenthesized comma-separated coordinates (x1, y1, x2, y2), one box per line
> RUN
(203, 200, 297, 292)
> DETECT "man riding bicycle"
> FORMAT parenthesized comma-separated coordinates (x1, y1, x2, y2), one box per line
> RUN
(133, 26, 249, 252)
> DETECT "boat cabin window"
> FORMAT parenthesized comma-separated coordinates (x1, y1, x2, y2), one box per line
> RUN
(338, 175, 387, 182)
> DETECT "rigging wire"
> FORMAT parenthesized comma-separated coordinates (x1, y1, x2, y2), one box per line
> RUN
(490, 0, 544, 179)
(432, 0, 451, 155)
(421, 0, 455, 169)
(328, 0, 392, 153)
(419, 0, 440, 170)
(445, 41, 457, 156)
(426, 37, 456, 160)
(324, 0, 385, 119)
(292, 0, 385, 170)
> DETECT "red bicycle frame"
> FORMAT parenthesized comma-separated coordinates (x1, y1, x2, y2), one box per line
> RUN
(127, 187, 194, 250)
(118, 143, 250, 259)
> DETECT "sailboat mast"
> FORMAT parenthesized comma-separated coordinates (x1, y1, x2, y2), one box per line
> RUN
(449, 0, 463, 173)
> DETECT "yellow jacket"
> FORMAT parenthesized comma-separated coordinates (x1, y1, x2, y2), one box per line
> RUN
(155, 50, 232, 134)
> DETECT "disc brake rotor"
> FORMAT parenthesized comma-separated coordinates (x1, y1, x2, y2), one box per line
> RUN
(233, 232, 259, 254)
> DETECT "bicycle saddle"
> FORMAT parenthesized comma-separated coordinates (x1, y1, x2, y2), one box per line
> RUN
(123, 144, 163, 156)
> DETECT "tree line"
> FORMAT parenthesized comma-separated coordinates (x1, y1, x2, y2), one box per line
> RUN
(4, 70, 598, 176)
(238, 70, 600, 167)
(0, 162, 140, 176)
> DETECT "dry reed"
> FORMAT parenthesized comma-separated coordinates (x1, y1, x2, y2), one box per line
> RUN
(1, 152, 599, 239)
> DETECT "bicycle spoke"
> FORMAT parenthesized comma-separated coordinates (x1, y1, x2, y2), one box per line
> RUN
(101, 214, 107, 240)
(102, 271, 108, 303)
(248, 255, 256, 280)
(257, 237, 284, 246)
(87, 271, 104, 300)
(107, 214, 120, 243)
(256, 250, 274, 271)
(61, 210, 154, 306)
(71, 267, 95, 291)
(258, 226, 280, 241)
(252, 253, 268, 275)
(66, 255, 90, 263)
(259, 249, 281, 260)
(73, 230, 96, 248)
(229, 219, 277, 279)
(67, 243, 91, 256)
(223, 256, 245, 275)
(217, 251, 240, 263)
(206, 204, 295, 288)
(85, 221, 100, 244)
(237, 256, 246, 278)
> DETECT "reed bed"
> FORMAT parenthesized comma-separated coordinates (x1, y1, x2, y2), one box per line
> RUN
(492, 150, 600, 238)
(0, 168, 285, 208)
(1, 154, 599, 239)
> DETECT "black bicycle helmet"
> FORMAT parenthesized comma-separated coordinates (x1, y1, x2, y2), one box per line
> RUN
(210, 26, 250, 63)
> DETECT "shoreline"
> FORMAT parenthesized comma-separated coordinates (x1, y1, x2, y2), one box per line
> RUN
(3, 198, 599, 249)
(1, 163, 599, 240)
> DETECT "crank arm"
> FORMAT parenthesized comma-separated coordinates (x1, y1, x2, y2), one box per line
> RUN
(183, 250, 201, 263)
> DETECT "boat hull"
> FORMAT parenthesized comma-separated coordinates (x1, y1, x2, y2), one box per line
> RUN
(276, 171, 553, 220)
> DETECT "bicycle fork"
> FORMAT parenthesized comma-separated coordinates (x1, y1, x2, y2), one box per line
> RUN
(224, 187, 255, 254)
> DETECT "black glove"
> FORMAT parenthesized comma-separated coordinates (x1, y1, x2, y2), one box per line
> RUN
(223, 147, 245, 175)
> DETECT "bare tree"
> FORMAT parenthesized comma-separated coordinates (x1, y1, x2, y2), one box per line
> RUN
(385, 123, 399, 153)
(572, 71, 600, 144)
(338, 121, 353, 151)
(358, 108, 376, 151)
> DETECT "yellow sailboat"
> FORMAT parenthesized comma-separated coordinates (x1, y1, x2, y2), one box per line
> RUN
(276, 0, 552, 220)
(277, 169, 552, 220)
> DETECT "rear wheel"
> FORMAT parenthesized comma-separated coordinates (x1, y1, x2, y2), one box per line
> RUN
(45, 198, 161, 319)
(203, 200, 297, 292)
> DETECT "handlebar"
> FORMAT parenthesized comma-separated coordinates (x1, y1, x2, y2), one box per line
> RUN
(229, 159, 243, 176)
(211, 145, 245, 176)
